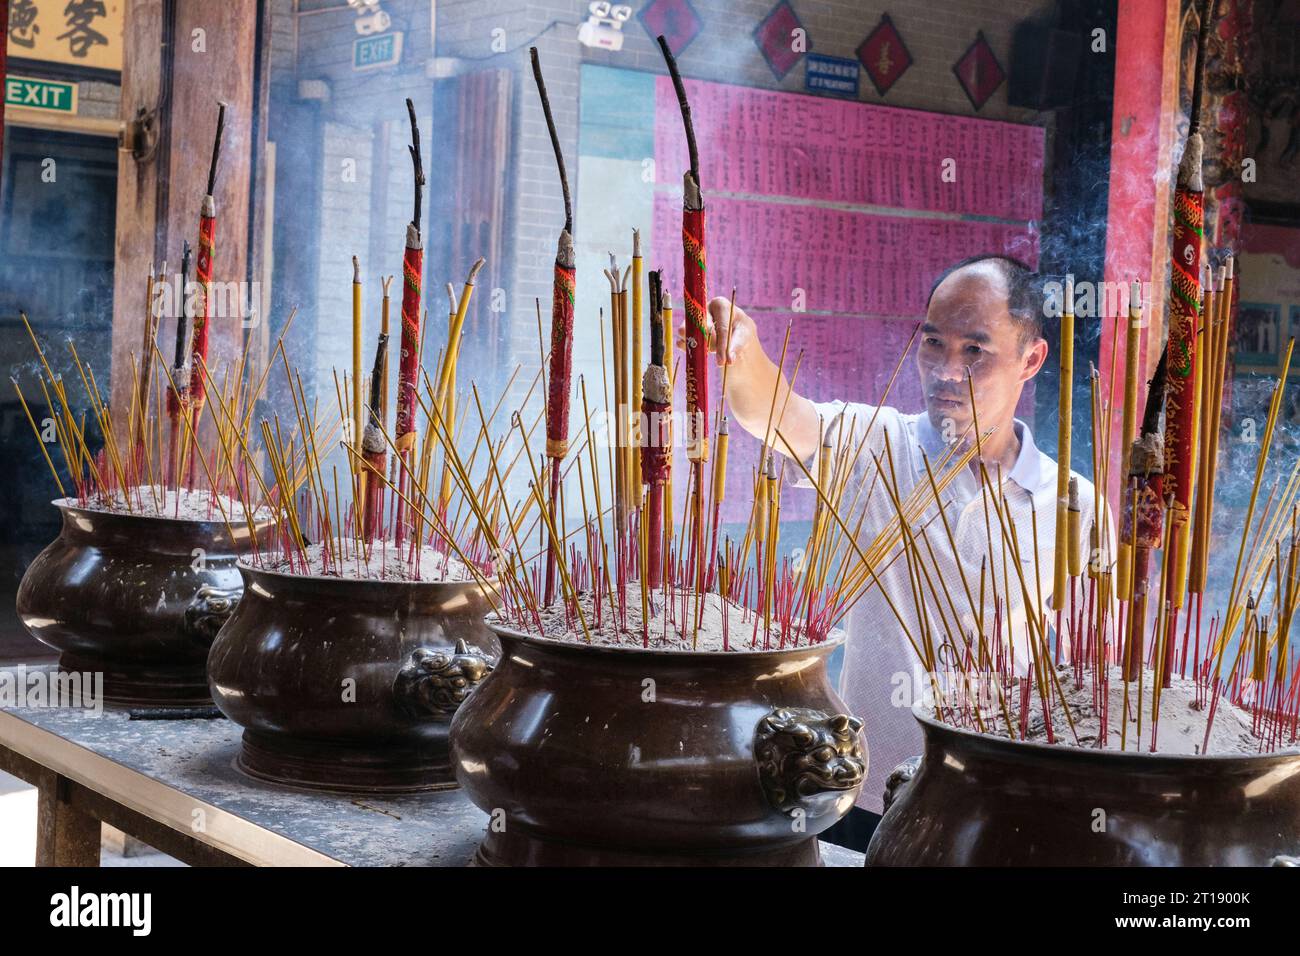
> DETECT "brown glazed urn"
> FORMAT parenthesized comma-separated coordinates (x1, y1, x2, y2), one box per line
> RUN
(16, 499, 269, 706)
(867, 705, 1300, 866)
(207, 561, 498, 793)
(449, 617, 867, 866)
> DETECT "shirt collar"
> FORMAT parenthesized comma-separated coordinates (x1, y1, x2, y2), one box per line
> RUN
(915, 414, 1043, 492)
(1005, 418, 1043, 491)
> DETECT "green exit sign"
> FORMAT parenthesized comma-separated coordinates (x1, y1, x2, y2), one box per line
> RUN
(354, 32, 403, 72)
(5, 76, 79, 114)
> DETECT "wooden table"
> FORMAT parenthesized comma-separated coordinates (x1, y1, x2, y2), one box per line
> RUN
(0, 664, 866, 867)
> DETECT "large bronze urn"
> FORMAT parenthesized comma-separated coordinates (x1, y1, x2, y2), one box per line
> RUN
(867, 706, 1300, 866)
(208, 561, 498, 793)
(16, 499, 268, 706)
(450, 617, 867, 866)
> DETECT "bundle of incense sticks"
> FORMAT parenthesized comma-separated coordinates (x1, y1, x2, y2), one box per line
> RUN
(14, 293, 299, 539)
(249, 335, 527, 588)
(859, 321, 1300, 754)
(488, 335, 945, 650)
(860, 0, 1297, 750)
(348, 114, 493, 568)
(657, 35, 713, 633)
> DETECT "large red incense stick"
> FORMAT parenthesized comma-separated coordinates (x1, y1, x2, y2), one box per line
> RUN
(642, 270, 672, 590)
(394, 99, 425, 548)
(166, 242, 193, 491)
(657, 35, 710, 598)
(531, 47, 576, 608)
(185, 102, 227, 489)
(1158, 0, 1214, 687)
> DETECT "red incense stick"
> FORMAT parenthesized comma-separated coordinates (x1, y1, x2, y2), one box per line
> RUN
(531, 47, 576, 608)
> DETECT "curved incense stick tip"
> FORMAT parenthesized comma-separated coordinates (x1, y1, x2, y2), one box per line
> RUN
(206, 102, 227, 196)
(1225, 255, 1234, 279)
(632, 228, 641, 257)
(352, 256, 361, 283)
(446, 283, 457, 314)
(657, 34, 699, 184)
(1188, 0, 1215, 134)
(530, 48, 573, 236)
(468, 257, 486, 284)
(406, 98, 425, 231)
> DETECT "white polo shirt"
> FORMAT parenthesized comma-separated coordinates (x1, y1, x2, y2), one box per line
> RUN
(804, 399, 1109, 814)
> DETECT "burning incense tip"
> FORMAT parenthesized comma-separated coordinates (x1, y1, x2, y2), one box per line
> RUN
(352, 255, 360, 283)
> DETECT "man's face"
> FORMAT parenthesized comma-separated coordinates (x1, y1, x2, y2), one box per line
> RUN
(916, 263, 1047, 442)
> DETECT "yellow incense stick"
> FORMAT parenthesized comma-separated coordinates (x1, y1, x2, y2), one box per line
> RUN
(1117, 279, 1143, 599)
(1052, 275, 1075, 609)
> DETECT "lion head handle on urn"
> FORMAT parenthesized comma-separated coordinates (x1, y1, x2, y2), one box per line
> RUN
(754, 707, 867, 815)
(182, 585, 243, 648)
(394, 640, 495, 718)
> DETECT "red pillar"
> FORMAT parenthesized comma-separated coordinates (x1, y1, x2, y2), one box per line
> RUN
(1100, 0, 1181, 509)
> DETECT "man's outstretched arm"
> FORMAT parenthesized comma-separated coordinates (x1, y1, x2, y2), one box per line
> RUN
(679, 298, 823, 464)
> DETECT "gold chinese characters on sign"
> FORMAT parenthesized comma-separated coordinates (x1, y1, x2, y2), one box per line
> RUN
(7, 0, 124, 73)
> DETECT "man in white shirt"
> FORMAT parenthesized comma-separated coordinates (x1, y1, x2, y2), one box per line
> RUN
(696, 255, 1103, 849)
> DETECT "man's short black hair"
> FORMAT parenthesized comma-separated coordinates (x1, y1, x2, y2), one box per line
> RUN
(925, 254, 1043, 348)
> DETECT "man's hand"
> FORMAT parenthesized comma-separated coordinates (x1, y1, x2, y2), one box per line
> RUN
(671, 295, 821, 464)
(673, 296, 760, 367)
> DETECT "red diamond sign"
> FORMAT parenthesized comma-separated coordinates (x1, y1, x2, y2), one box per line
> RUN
(856, 14, 912, 97)
(953, 31, 1005, 111)
(640, 0, 703, 56)
(753, 1, 805, 81)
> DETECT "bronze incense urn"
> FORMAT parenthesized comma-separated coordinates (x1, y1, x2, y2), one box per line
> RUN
(867, 706, 1300, 866)
(207, 562, 498, 793)
(16, 499, 268, 706)
(450, 617, 867, 866)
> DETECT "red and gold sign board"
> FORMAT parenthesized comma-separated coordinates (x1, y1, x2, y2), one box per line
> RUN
(6, 0, 123, 73)
(857, 14, 912, 97)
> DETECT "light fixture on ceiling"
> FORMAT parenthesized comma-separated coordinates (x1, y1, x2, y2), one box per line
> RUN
(578, 2, 633, 51)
